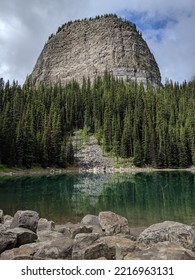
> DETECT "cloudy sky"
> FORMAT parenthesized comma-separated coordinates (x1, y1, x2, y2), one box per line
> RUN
(0, 0, 195, 84)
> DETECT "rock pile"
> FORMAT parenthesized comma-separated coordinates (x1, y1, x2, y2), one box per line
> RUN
(0, 209, 195, 260)
(74, 136, 113, 172)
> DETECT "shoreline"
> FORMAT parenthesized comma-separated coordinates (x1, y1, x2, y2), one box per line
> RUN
(0, 165, 194, 177)
(1, 209, 195, 260)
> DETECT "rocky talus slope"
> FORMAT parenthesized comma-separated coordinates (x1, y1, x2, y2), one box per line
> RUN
(73, 136, 113, 172)
(28, 15, 161, 86)
(1, 209, 195, 260)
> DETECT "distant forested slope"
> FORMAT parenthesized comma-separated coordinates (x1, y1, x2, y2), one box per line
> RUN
(0, 74, 194, 168)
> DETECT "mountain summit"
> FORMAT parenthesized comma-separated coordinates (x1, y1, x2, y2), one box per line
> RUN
(28, 14, 161, 86)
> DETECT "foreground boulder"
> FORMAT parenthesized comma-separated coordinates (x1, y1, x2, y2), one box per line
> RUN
(0, 243, 40, 260)
(81, 214, 103, 234)
(83, 240, 111, 260)
(72, 233, 101, 259)
(8, 227, 37, 246)
(1, 237, 73, 260)
(98, 211, 130, 235)
(1, 209, 195, 260)
(37, 218, 55, 232)
(33, 237, 73, 259)
(37, 230, 66, 242)
(10, 210, 39, 233)
(137, 221, 195, 251)
(124, 242, 195, 260)
(56, 223, 93, 238)
(0, 226, 17, 253)
(100, 235, 136, 260)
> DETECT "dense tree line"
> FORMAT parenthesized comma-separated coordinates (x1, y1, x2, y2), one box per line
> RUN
(0, 74, 194, 169)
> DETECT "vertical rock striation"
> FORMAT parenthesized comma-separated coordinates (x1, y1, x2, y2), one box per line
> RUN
(28, 15, 161, 86)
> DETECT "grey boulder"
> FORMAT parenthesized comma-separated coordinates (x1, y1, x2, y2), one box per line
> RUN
(98, 211, 130, 235)
(10, 210, 39, 233)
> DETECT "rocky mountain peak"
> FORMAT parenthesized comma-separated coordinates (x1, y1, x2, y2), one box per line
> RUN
(28, 14, 161, 86)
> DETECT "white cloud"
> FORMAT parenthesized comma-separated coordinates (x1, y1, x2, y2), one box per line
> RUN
(144, 8, 195, 82)
(0, 0, 195, 84)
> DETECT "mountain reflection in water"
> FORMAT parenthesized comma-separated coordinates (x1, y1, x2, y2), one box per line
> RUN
(0, 171, 194, 227)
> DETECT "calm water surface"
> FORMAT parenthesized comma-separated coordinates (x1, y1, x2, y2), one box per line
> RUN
(0, 172, 194, 227)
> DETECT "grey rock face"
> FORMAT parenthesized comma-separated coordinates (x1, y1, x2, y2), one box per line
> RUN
(28, 16, 161, 86)
(7, 227, 37, 246)
(72, 233, 100, 259)
(0, 228, 17, 253)
(56, 223, 93, 238)
(37, 218, 55, 232)
(115, 238, 136, 260)
(81, 215, 100, 225)
(33, 237, 73, 259)
(37, 230, 64, 242)
(83, 241, 111, 260)
(81, 214, 103, 234)
(10, 210, 39, 233)
(124, 241, 195, 260)
(0, 243, 40, 260)
(98, 211, 130, 235)
(99, 235, 136, 260)
(137, 221, 195, 251)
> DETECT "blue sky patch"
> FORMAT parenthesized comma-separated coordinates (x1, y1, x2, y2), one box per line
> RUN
(119, 10, 177, 32)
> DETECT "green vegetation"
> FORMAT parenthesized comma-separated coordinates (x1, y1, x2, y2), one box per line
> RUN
(0, 74, 194, 169)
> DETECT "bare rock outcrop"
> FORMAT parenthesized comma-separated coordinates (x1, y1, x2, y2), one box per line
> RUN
(28, 15, 161, 87)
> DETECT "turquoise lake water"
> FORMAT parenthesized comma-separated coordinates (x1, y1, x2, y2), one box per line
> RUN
(0, 171, 194, 227)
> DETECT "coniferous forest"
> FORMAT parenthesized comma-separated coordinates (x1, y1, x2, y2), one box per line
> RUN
(0, 73, 194, 169)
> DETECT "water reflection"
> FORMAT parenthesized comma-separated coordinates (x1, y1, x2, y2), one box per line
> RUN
(0, 172, 194, 226)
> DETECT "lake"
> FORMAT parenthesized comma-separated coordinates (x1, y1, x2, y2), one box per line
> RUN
(0, 171, 194, 227)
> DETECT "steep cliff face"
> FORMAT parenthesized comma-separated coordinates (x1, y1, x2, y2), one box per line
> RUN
(29, 15, 161, 86)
